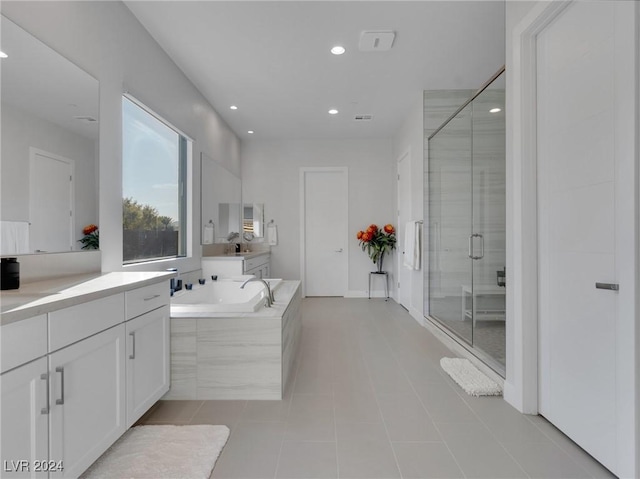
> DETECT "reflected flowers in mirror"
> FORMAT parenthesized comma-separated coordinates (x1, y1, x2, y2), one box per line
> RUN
(79, 224, 99, 250)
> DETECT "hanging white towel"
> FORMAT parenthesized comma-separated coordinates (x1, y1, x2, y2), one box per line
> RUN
(0, 221, 30, 255)
(203, 222, 215, 244)
(267, 223, 278, 246)
(403, 221, 421, 270)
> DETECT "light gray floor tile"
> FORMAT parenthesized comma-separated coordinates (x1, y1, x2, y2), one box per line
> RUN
(377, 393, 441, 442)
(138, 399, 203, 424)
(393, 441, 464, 479)
(413, 383, 479, 423)
(284, 411, 335, 441)
(506, 441, 595, 478)
(437, 422, 528, 478)
(526, 416, 616, 478)
(288, 393, 333, 416)
(140, 298, 611, 479)
(240, 399, 290, 423)
(276, 441, 338, 479)
(336, 439, 401, 479)
(334, 390, 383, 423)
(211, 434, 282, 479)
(335, 421, 389, 443)
(190, 400, 247, 428)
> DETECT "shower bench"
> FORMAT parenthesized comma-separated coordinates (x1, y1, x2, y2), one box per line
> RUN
(461, 284, 506, 325)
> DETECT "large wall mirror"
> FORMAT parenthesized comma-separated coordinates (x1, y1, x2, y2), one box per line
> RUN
(200, 153, 241, 244)
(1, 15, 99, 255)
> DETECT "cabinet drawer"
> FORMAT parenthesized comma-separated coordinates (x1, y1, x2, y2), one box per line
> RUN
(1, 315, 47, 373)
(49, 294, 125, 352)
(244, 254, 269, 272)
(125, 282, 169, 320)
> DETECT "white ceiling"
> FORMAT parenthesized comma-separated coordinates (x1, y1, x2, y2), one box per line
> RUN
(124, 1, 505, 141)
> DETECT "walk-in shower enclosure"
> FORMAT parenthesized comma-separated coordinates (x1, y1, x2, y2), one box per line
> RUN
(426, 68, 506, 375)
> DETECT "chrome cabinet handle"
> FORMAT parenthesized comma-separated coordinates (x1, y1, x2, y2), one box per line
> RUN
(596, 282, 619, 291)
(143, 294, 161, 301)
(468, 234, 484, 260)
(334, 248, 343, 253)
(55, 367, 65, 405)
(40, 373, 50, 415)
(129, 332, 136, 360)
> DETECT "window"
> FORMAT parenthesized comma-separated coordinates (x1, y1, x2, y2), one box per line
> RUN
(122, 96, 188, 263)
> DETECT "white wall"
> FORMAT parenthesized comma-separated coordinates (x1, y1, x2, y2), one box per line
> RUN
(241, 138, 394, 295)
(503, 0, 541, 413)
(1, 1, 240, 275)
(1, 103, 97, 248)
(392, 95, 424, 319)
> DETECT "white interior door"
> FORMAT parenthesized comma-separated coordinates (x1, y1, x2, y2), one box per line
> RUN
(397, 151, 411, 308)
(301, 168, 347, 296)
(30, 149, 74, 252)
(537, 2, 624, 473)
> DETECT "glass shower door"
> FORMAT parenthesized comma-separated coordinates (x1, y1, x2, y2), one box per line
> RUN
(471, 77, 506, 372)
(426, 68, 506, 376)
(428, 104, 473, 345)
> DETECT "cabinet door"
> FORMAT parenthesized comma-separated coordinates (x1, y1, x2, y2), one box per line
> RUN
(125, 305, 170, 427)
(49, 325, 126, 478)
(1, 358, 49, 478)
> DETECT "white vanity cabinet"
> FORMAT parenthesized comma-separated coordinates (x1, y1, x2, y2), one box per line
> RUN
(244, 254, 270, 278)
(48, 325, 126, 479)
(0, 273, 173, 478)
(1, 357, 49, 478)
(202, 253, 270, 279)
(1, 314, 49, 478)
(124, 283, 170, 427)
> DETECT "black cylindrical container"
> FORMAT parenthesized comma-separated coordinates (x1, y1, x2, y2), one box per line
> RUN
(1, 257, 20, 290)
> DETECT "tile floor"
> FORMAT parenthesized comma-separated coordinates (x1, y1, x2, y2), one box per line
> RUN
(139, 297, 615, 479)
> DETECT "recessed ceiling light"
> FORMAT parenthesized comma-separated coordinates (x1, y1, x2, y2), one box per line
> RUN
(247, 130, 254, 134)
(230, 105, 238, 110)
(490, 108, 501, 113)
(328, 109, 339, 115)
(0, 51, 8, 59)
(330, 46, 346, 55)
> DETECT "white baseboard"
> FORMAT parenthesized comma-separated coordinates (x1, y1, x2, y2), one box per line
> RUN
(345, 290, 390, 299)
(408, 306, 425, 325)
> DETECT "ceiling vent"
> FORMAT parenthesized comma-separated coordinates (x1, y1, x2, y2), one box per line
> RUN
(354, 114, 373, 121)
(358, 31, 395, 52)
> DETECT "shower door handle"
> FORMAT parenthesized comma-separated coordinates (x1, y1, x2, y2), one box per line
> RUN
(468, 234, 484, 260)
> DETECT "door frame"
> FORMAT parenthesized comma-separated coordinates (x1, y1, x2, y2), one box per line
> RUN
(509, 0, 638, 475)
(299, 167, 349, 297)
(29, 147, 75, 252)
(396, 148, 412, 309)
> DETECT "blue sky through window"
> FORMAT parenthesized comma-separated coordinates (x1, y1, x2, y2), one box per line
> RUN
(122, 97, 179, 221)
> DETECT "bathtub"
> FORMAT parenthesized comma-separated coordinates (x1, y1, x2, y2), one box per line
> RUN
(166, 280, 301, 400)
(170, 278, 283, 314)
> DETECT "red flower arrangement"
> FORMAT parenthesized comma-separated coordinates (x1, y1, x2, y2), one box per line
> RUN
(357, 223, 397, 270)
(79, 224, 99, 250)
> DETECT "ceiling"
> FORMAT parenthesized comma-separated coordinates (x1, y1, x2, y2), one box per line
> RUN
(124, 1, 505, 141)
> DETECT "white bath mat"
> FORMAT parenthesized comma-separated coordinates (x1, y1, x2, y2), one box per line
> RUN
(440, 357, 502, 397)
(81, 424, 230, 479)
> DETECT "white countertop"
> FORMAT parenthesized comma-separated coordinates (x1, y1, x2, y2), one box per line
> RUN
(1, 271, 175, 325)
(203, 252, 270, 261)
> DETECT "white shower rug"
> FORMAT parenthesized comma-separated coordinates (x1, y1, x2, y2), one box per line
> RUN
(81, 424, 230, 479)
(440, 357, 503, 397)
